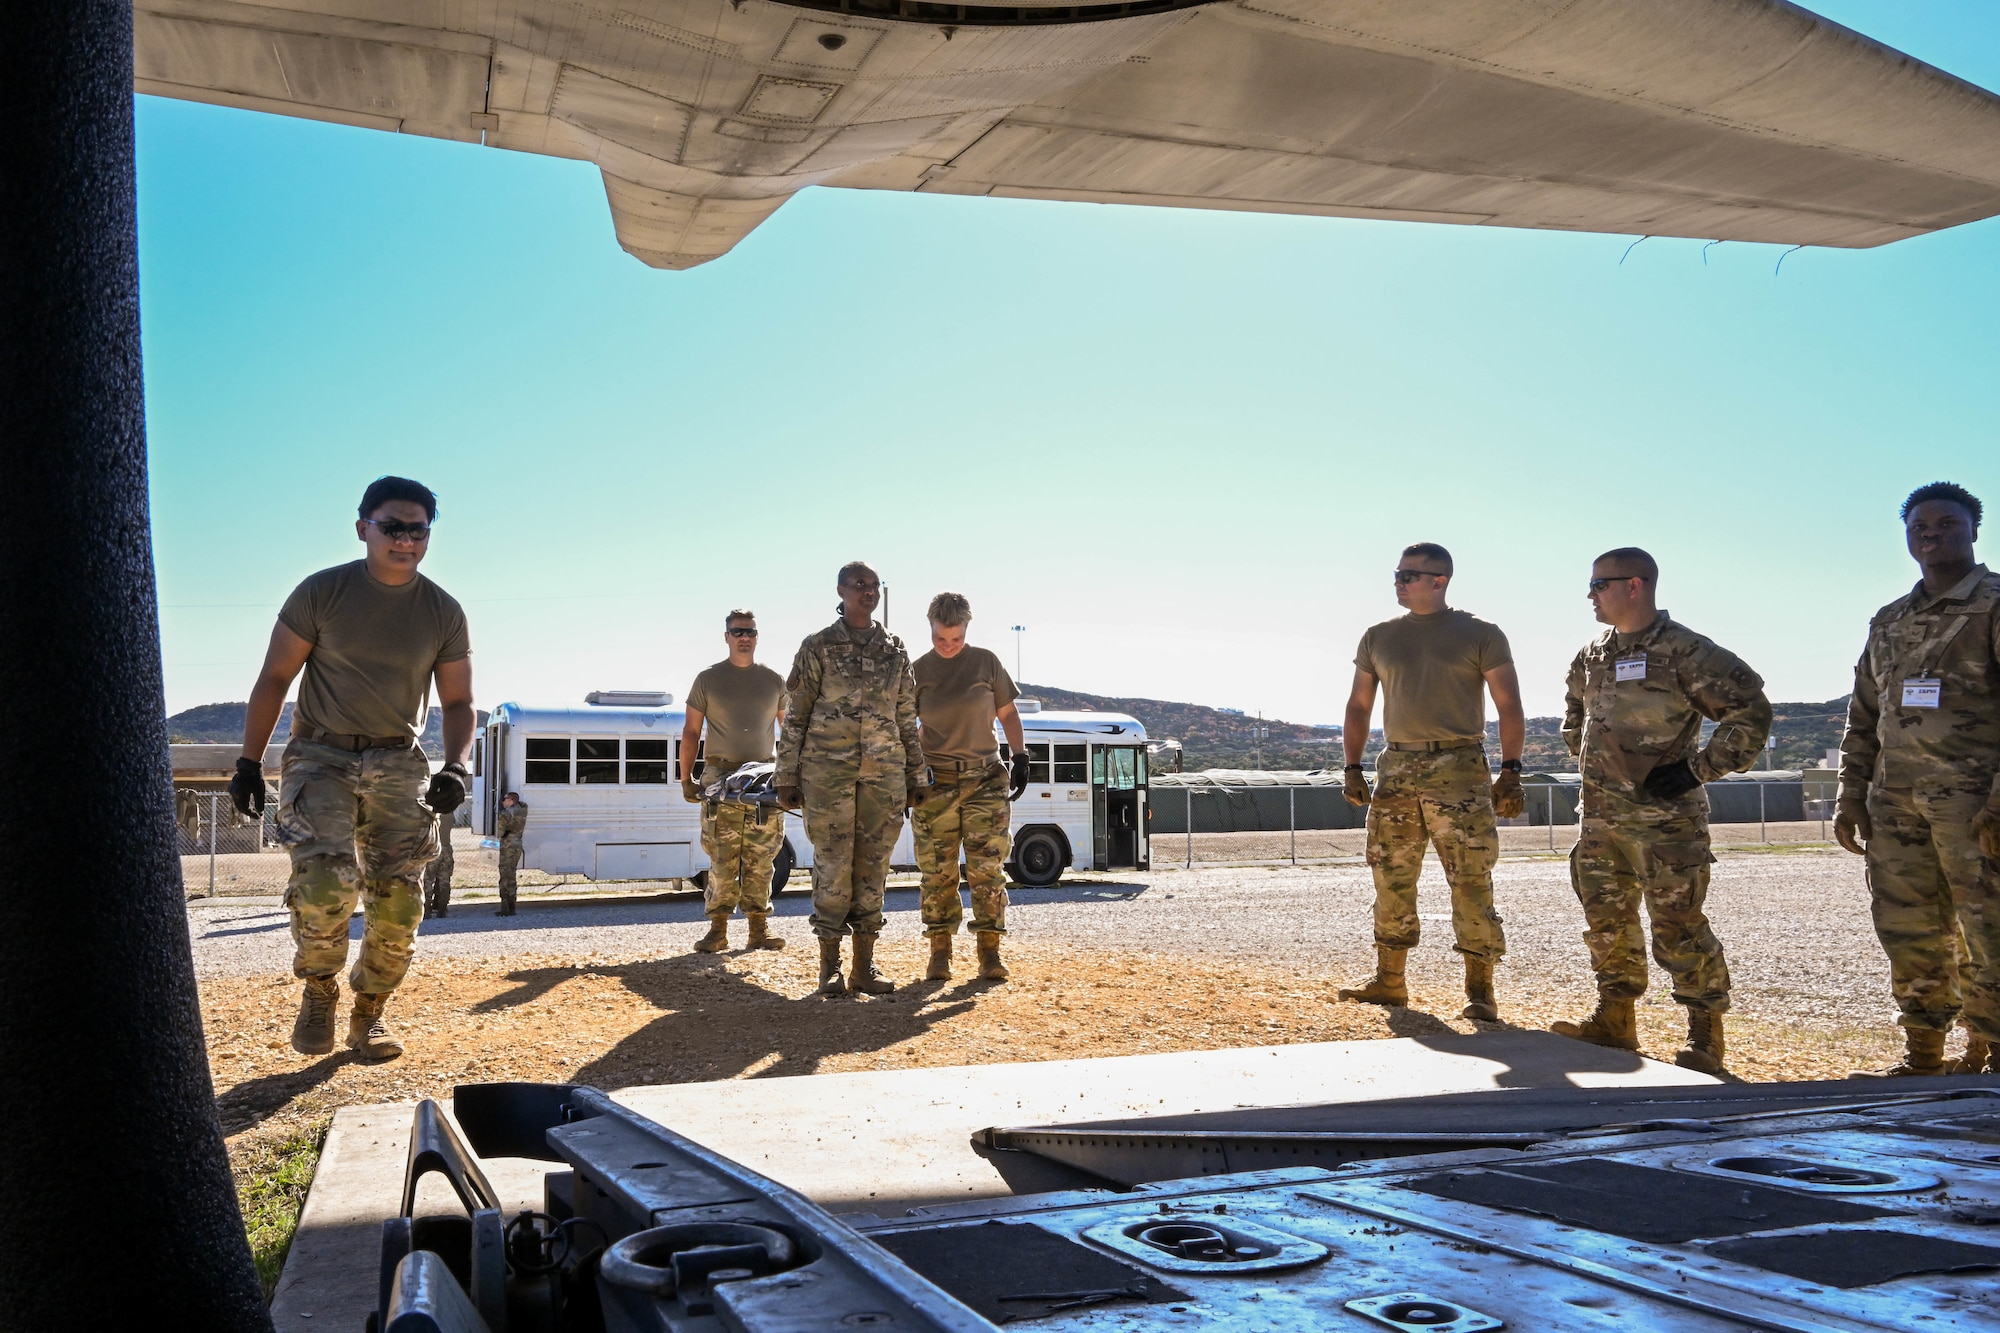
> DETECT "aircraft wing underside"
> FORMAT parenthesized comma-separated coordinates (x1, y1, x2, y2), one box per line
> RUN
(135, 0, 2000, 267)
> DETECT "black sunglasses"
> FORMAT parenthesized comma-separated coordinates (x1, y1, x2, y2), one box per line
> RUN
(727, 627, 759, 638)
(1588, 575, 1650, 592)
(1393, 569, 1445, 584)
(365, 518, 431, 543)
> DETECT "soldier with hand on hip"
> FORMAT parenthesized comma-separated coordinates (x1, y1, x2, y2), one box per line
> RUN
(1339, 543, 1525, 1022)
(495, 791, 528, 915)
(775, 561, 926, 997)
(422, 810, 455, 919)
(1549, 547, 1768, 1075)
(911, 592, 1029, 984)
(1839, 482, 2000, 1078)
(229, 475, 473, 1061)
(683, 608, 789, 954)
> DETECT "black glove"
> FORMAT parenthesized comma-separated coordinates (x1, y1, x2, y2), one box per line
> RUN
(230, 757, 267, 819)
(1008, 751, 1033, 800)
(426, 762, 470, 814)
(1642, 759, 1702, 801)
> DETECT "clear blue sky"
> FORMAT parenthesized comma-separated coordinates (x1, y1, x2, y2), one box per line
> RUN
(138, 2, 2000, 731)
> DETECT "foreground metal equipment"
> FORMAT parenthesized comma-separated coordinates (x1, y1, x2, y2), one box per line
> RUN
(397, 1079, 2000, 1332)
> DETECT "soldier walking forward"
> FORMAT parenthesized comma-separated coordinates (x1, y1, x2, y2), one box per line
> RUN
(1838, 482, 2000, 1077)
(229, 476, 474, 1060)
(495, 792, 528, 915)
(1549, 548, 1769, 1075)
(422, 813, 455, 919)
(912, 592, 1033, 984)
(1339, 543, 1527, 1021)
(776, 562, 926, 997)
(683, 609, 789, 954)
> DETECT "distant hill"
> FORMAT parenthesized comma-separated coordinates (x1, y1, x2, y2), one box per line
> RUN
(1019, 684, 1851, 773)
(166, 701, 487, 756)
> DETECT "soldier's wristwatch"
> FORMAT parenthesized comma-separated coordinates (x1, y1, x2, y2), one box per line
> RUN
(1499, 759, 1523, 772)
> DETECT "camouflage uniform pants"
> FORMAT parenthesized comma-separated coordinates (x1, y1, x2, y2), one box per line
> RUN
(914, 762, 1012, 937)
(701, 797, 786, 916)
(275, 738, 437, 995)
(1364, 746, 1504, 958)
(1570, 813, 1730, 1011)
(803, 758, 903, 939)
(498, 838, 523, 910)
(1865, 784, 2000, 1041)
(423, 817, 454, 917)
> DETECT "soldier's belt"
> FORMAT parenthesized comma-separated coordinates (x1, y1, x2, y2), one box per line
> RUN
(295, 726, 416, 753)
(930, 758, 1002, 773)
(1384, 739, 1485, 753)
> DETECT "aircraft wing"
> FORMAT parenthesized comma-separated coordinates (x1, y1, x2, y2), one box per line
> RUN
(136, 0, 2000, 267)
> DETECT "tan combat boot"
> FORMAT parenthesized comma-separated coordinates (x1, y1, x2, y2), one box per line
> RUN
(1855, 1027, 1947, 1077)
(817, 937, 846, 996)
(926, 935, 953, 981)
(346, 991, 404, 1060)
(1677, 1007, 1726, 1074)
(1550, 996, 1640, 1051)
(291, 975, 340, 1055)
(1338, 947, 1409, 1007)
(1950, 1031, 1992, 1075)
(745, 913, 785, 951)
(976, 931, 1010, 982)
(848, 933, 896, 995)
(1461, 955, 1498, 1022)
(693, 915, 730, 953)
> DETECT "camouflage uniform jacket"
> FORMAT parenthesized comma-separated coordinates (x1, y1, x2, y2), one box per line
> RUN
(496, 802, 529, 843)
(775, 618, 925, 789)
(1840, 564, 2000, 799)
(1564, 611, 1772, 821)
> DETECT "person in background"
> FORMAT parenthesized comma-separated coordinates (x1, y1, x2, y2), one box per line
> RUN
(496, 791, 528, 916)
(682, 609, 788, 953)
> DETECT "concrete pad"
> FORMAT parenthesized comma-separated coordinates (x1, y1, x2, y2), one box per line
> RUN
(613, 1030, 1715, 1216)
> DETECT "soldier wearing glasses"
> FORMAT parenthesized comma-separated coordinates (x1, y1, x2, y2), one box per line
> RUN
(682, 610, 788, 954)
(1549, 547, 1768, 1075)
(1339, 543, 1525, 1023)
(229, 476, 474, 1061)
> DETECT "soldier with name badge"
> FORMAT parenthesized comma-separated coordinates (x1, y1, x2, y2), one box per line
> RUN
(422, 811, 455, 919)
(683, 608, 789, 954)
(1838, 482, 2000, 1077)
(495, 790, 528, 915)
(229, 475, 474, 1061)
(911, 592, 1032, 984)
(776, 561, 927, 997)
(1339, 543, 1527, 1022)
(1549, 547, 1769, 1074)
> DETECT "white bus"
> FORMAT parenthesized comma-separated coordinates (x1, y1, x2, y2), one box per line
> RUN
(471, 693, 1150, 890)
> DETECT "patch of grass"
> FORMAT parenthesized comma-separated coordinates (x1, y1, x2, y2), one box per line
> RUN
(231, 1114, 331, 1301)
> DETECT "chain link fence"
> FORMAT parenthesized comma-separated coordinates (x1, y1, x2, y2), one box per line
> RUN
(1148, 778, 1836, 868)
(176, 789, 487, 898)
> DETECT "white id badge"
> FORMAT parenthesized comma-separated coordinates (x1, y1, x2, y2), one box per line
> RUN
(1615, 656, 1647, 682)
(1902, 678, 1942, 709)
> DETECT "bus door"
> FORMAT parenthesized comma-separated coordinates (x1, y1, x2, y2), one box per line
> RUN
(481, 719, 507, 836)
(1093, 746, 1144, 870)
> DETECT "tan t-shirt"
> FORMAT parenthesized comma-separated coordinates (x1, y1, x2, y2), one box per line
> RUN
(1354, 609, 1511, 743)
(912, 646, 1018, 764)
(279, 561, 470, 742)
(686, 661, 786, 767)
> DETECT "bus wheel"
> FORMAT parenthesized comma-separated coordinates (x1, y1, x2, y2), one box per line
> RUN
(770, 840, 796, 896)
(1011, 829, 1065, 888)
(690, 870, 709, 893)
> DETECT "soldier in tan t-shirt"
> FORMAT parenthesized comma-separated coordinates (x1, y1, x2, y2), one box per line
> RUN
(1338, 542, 1526, 1022)
(681, 609, 788, 953)
(910, 592, 1030, 983)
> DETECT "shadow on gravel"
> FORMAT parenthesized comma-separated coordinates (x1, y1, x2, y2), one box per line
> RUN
(216, 1052, 355, 1134)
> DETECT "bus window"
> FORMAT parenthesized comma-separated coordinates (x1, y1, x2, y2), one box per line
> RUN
(1134, 748, 1148, 785)
(1053, 744, 1087, 784)
(1091, 748, 1105, 784)
(577, 738, 620, 784)
(625, 738, 673, 783)
(472, 737, 483, 778)
(1105, 748, 1138, 790)
(525, 738, 571, 784)
(1026, 743, 1052, 784)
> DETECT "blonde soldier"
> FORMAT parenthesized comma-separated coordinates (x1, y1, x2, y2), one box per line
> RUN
(775, 562, 927, 997)
(1550, 548, 1769, 1075)
(1339, 543, 1527, 1022)
(228, 476, 473, 1061)
(1838, 482, 2000, 1077)
(683, 609, 788, 953)
(912, 593, 1033, 983)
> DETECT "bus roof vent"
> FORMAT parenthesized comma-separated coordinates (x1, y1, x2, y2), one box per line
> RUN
(1016, 698, 1042, 713)
(585, 690, 673, 707)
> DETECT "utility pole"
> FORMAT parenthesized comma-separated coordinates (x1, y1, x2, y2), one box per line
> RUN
(1252, 710, 1270, 770)
(1011, 624, 1026, 681)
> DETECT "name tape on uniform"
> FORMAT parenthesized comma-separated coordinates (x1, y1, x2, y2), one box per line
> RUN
(1615, 656, 1647, 683)
(1902, 677, 1942, 709)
